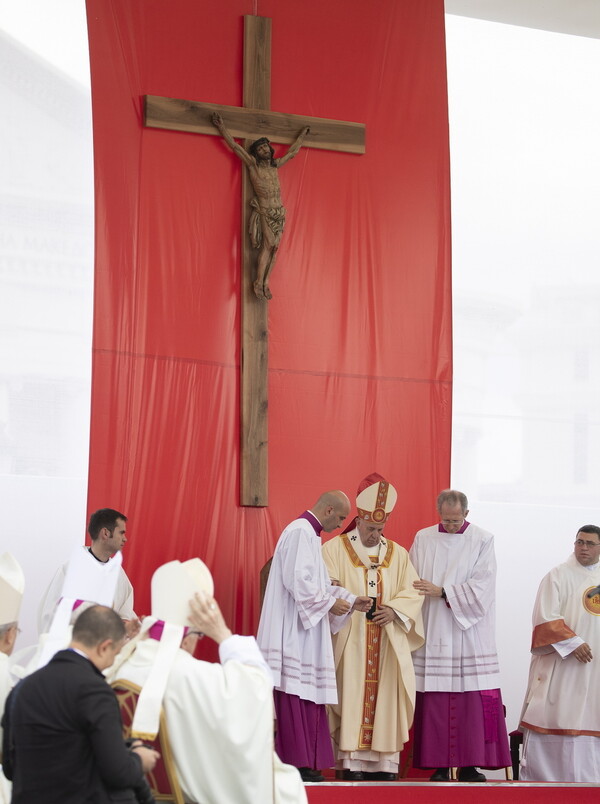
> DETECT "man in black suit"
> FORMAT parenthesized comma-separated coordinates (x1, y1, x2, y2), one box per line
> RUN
(2, 604, 158, 804)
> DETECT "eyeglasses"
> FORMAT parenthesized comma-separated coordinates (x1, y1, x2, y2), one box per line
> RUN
(187, 630, 205, 639)
(575, 539, 600, 548)
(441, 519, 464, 525)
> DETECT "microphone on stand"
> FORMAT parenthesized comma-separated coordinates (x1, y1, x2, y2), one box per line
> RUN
(586, 585, 600, 598)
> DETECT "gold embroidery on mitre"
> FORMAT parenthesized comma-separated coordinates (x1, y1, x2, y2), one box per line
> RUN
(357, 480, 391, 524)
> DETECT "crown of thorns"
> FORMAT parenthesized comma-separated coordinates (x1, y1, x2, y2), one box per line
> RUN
(249, 137, 275, 163)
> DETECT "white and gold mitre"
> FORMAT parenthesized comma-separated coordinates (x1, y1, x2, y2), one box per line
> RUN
(356, 473, 398, 524)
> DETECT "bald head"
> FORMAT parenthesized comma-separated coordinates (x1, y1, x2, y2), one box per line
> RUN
(313, 490, 351, 533)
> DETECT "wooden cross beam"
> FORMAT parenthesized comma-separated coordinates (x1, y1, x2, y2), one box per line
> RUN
(145, 96, 366, 154)
(143, 15, 365, 507)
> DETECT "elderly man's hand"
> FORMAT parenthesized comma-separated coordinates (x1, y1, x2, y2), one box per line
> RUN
(189, 592, 232, 645)
(372, 606, 396, 626)
(352, 596, 374, 613)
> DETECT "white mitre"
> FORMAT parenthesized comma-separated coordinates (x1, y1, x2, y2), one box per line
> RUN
(128, 558, 214, 740)
(151, 557, 214, 626)
(356, 475, 398, 523)
(0, 552, 25, 625)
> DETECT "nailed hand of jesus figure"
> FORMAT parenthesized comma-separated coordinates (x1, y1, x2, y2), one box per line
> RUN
(212, 112, 310, 301)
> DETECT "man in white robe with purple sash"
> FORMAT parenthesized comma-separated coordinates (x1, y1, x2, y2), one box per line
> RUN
(519, 525, 600, 782)
(322, 474, 424, 780)
(409, 489, 511, 782)
(257, 491, 372, 782)
(110, 558, 307, 803)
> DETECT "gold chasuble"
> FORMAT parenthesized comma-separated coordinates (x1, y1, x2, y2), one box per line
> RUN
(322, 531, 424, 760)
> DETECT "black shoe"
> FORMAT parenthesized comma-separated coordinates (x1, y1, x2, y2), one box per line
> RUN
(342, 770, 365, 781)
(374, 772, 397, 781)
(458, 766, 486, 783)
(299, 767, 325, 782)
(430, 768, 450, 781)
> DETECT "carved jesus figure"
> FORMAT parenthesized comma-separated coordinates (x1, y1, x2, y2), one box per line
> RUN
(212, 112, 309, 300)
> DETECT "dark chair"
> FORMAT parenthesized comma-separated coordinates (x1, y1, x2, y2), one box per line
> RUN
(112, 679, 185, 804)
(509, 729, 523, 780)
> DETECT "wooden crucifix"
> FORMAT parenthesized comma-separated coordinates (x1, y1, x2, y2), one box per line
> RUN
(143, 15, 365, 507)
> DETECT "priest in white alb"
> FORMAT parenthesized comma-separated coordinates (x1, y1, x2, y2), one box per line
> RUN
(257, 491, 372, 782)
(109, 558, 308, 803)
(322, 474, 424, 781)
(519, 525, 600, 782)
(409, 489, 511, 782)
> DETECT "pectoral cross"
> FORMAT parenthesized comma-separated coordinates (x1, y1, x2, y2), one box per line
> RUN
(143, 16, 365, 506)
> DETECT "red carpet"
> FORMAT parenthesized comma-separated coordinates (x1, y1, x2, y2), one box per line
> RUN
(307, 781, 600, 803)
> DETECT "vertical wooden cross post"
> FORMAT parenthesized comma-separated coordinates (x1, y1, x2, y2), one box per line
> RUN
(144, 15, 365, 507)
(241, 16, 271, 508)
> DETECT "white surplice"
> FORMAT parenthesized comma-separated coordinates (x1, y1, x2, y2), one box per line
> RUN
(38, 546, 135, 634)
(116, 635, 307, 804)
(257, 517, 356, 704)
(409, 523, 501, 692)
(519, 555, 600, 782)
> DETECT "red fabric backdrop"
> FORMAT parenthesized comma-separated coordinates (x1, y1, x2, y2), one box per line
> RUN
(85, 0, 452, 639)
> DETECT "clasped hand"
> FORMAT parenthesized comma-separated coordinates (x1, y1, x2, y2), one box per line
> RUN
(573, 642, 593, 663)
(130, 741, 160, 773)
(371, 605, 396, 626)
(330, 596, 372, 616)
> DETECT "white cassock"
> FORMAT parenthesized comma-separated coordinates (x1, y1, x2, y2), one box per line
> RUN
(38, 546, 135, 634)
(409, 523, 501, 692)
(115, 634, 307, 804)
(520, 554, 600, 782)
(257, 516, 355, 705)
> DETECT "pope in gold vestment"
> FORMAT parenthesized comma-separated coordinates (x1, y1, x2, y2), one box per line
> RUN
(322, 475, 424, 777)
